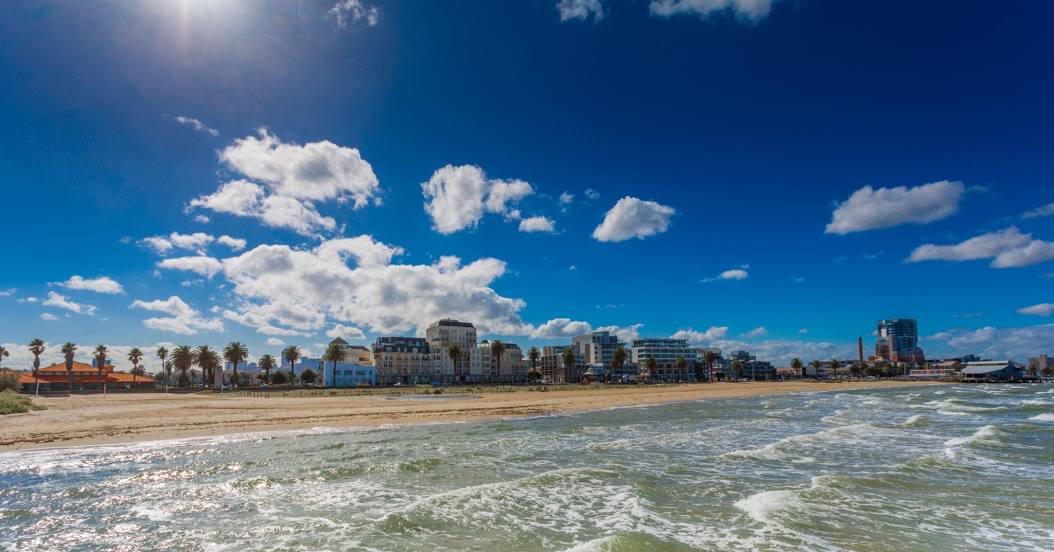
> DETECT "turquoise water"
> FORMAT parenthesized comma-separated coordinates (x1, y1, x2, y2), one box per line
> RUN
(2, 384, 1053, 551)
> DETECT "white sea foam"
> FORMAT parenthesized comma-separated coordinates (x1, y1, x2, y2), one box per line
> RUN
(1028, 413, 1054, 422)
(720, 424, 872, 461)
(943, 425, 1001, 448)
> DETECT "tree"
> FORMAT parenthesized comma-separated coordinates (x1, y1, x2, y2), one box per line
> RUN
(791, 358, 803, 380)
(323, 343, 347, 388)
(28, 339, 45, 395)
(703, 350, 718, 382)
(562, 346, 577, 383)
(282, 345, 302, 387)
(527, 346, 540, 382)
(644, 357, 658, 382)
(851, 362, 867, 378)
(156, 346, 169, 392)
(300, 368, 318, 385)
(829, 359, 841, 379)
(675, 356, 688, 382)
(195, 345, 221, 391)
(93, 345, 109, 395)
(447, 345, 461, 385)
(809, 360, 822, 379)
(491, 341, 506, 383)
(61, 342, 77, 392)
(270, 370, 288, 385)
(128, 347, 143, 387)
(612, 346, 628, 383)
(258, 354, 276, 384)
(223, 342, 249, 389)
(730, 360, 743, 381)
(0, 346, 8, 369)
(171, 345, 194, 388)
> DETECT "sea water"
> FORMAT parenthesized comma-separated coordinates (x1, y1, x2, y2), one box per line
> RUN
(1, 384, 1053, 551)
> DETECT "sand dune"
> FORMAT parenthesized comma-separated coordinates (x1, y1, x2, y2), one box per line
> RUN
(0, 381, 938, 452)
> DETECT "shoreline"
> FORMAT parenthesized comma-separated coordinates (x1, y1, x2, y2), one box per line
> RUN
(0, 381, 941, 453)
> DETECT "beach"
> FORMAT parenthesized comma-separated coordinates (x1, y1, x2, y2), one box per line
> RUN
(0, 380, 938, 452)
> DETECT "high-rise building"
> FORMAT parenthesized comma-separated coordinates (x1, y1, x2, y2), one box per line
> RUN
(632, 338, 696, 381)
(875, 318, 925, 364)
(426, 319, 481, 383)
(572, 331, 625, 368)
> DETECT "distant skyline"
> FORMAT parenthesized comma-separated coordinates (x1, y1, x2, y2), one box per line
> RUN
(2, 0, 1053, 370)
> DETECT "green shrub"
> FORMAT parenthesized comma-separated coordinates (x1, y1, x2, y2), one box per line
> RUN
(0, 390, 43, 415)
(0, 369, 20, 392)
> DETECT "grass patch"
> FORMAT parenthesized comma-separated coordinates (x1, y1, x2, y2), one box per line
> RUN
(0, 390, 45, 415)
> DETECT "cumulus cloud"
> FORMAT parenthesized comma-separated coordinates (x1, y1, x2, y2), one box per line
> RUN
(326, 323, 367, 340)
(927, 324, 1054, 360)
(518, 216, 556, 233)
(671, 326, 729, 344)
(825, 180, 965, 235)
(40, 313, 58, 321)
(141, 232, 218, 255)
(188, 129, 379, 236)
(422, 164, 535, 234)
(216, 235, 247, 251)
(531, 318, 594, 339)
(649, 0, 778, 22)
(172, 116, 219, 137)
(559, 192, 574, 205)
(42, 291, 96, 316)
(584, 188, 599, 200)
(592, 196, 676, 242)
(0, 288, 14, 297)
(130, 296, 224, 335)
(703, 267, 749, 282)
(266, 337, 285, 346)
(558, 0, 604, 21)
(157, 256, 224, 278)
(55, 275, 123, 294)
(744, 326, 768, 338)
(1018, 303, 1054, 317)
(1022, 202, 1054, 219)
(329, 0, 379, 27)
(907, 227, 1054, 268)
(595, 323, 644, 343)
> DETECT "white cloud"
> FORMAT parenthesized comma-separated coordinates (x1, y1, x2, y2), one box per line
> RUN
(130, 296, 224, 335)
(649, 0, 778, 22)
(216, 235, 247, 251)
(927, 324, 1054, 360)
(584, 188, 599, 200)
(907, 226, 1054, 268)
(671, 326, 729, 344)
(703, 267, 749, 282)
(141, 232, 217, 255)
(55, 275, 124, 294)
(1018, 303, 1054, 317)
(798, 328, 808, 334)
(1022, 202, 1054, 219)
(825, 180, 965, 235)
(40, 313, 58, 321)
(592, 196, 676, 242)
(326, 323, 367, 340)
(595, 324, 644, 343)
(0, 288, 15, 297)
(329, 0, 379, 27)
(172, 115, 219, 137)
(559, 192, 574, 205)
(558, 0, 605, 21)
(42, 291, 96, 316)
(193, 214, 211, 224)
(266, 337, 286, 346)
(157, 256, 224, 278)
(189, 130, 379, 236)
(744, 326, 768, 338)
(422, 164, 534, 234)
(531, 318, 593, 339)
(518, 216, 556, 233)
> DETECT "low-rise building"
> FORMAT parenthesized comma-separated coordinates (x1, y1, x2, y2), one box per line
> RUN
(632, 338, 696, 382)
(960, 360, 1026, 383)
(18, 361, 154, 392)
(372, 336, 434, 385)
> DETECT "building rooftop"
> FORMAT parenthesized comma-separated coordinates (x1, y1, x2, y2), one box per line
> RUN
(431, 319, 475, 328)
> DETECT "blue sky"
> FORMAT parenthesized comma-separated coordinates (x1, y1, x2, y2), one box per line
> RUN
(2, 0, 1053, 369)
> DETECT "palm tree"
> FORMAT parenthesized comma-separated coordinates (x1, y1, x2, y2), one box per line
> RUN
(258, 354, 276, 384)
(93, 345, 109, 395)
(28, 339, 45, 395)
(447, 344, 461, 385)
(171, 345, 194, 388)
(322, 343, 347, 388)
(282, 345, 302, 387)
(731, 360, 744, 381)
(703, 350, 718, 382)
(156, 346, 169, 391)
(810, 360, 822, 379)
(527, 346, 541, 382)
(223, 341, 249, 389)
(675, 356, 688, 382)
(644, 357, 658, 383)
(128, 347, 143, 387)
(829, 359, 841, 380)
(791, 357, 804, 380)
(196, 345, 221, 391)
(612, 346, 627, 383)
(562, 346, 577, 383)
(0, 345, 8, 369)
(61, 342, 77, 393)
(491, 341, 507, 383)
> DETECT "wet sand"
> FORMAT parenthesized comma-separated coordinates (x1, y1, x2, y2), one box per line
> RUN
(0, 381, 939, 452)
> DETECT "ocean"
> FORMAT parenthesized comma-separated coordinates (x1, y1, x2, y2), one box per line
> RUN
(1, 384, 1052, 551)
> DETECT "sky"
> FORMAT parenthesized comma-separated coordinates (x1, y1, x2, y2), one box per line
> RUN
(2, 0, 1053, 371)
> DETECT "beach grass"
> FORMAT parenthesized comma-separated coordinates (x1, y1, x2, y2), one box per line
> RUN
(0, 390, 45, 415)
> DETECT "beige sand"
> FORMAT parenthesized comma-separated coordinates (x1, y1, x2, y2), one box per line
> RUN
(0, 381, 939, 452)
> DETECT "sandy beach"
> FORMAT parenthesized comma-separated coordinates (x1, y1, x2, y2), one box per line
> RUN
(0, 381, 939, 452)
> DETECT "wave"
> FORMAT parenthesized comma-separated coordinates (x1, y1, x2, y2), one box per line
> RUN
(943, 425, 1002, 448)
(1029, 413, 1054, 423)
(719, 424, 873, 462)
(896, 414, 925, 428)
